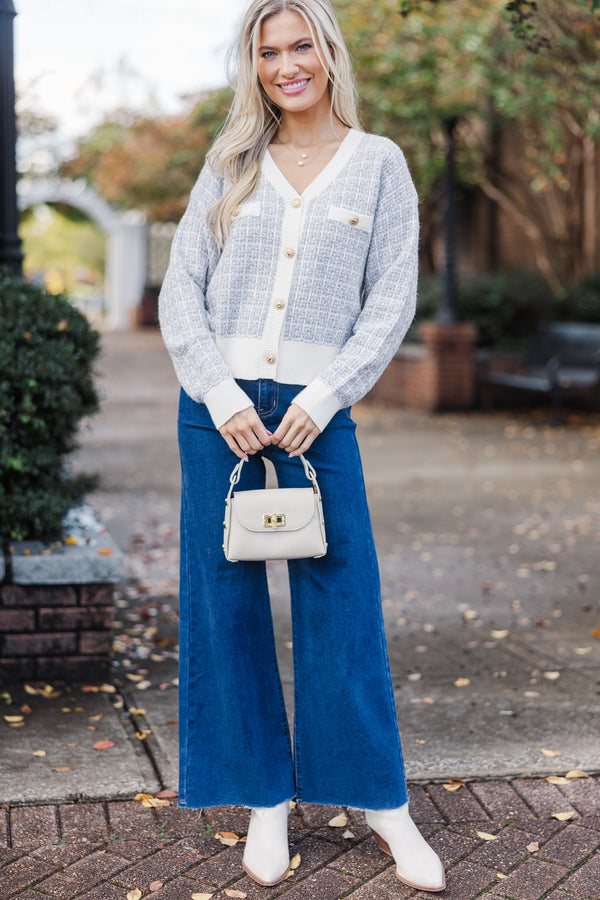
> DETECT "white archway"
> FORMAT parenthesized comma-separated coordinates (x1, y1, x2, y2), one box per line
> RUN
(17, 178, 147, 330)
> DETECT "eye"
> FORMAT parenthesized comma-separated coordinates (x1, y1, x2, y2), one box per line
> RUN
(297, 42, 311, 51)
(261, 50, 277, 59)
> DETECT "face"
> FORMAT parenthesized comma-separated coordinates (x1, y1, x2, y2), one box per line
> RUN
(256, 9, 331, 116)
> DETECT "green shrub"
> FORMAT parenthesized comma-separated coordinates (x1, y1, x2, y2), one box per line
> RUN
(410, 268, 557, 345)
(555, 270, 600, 323)
(0, 269, 100, 542)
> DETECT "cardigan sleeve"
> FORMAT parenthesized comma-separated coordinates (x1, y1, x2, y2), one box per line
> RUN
(158, 162, 253, 429)
(292, 143, 419, 431)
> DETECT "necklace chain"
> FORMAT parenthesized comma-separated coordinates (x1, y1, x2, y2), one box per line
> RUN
(279, 134, 342, 167)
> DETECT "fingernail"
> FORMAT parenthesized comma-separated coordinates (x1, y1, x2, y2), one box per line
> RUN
(288, 452, 294, 458)
(243, 454, 249, 462)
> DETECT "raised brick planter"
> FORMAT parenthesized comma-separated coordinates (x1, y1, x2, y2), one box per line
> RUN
(0, 507, 123, 686)
(365, 322, 478, 411)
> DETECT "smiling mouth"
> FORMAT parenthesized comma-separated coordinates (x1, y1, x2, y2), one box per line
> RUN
(277, 79, 310, 94)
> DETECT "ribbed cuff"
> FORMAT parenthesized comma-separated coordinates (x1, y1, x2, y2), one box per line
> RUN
(203, 378, 253, 429)
(292, 379, 342, 432)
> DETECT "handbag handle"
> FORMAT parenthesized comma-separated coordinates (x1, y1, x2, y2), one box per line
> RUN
(226, 453, 321, 506)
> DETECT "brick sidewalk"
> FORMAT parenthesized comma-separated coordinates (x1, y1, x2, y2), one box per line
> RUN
(2, 777, 599, 899)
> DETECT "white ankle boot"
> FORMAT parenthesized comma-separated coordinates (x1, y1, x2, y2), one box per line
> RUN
(365, 802, 446, 892)
(242, 799, 291, 886)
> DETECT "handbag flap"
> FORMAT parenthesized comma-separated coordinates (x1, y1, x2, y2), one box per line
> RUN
(231, 487, 317, 533)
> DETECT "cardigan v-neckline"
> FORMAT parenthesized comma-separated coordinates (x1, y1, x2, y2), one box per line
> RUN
(262, 128, 364, 203)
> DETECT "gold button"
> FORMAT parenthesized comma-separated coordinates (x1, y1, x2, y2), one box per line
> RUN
(232, 206, 240, 217)
(291, 198, 302, 208)
(284, 247, 296, 258)
(274, 299, 285, 310)
(265, 353, 276, 364)
(348, 214, 360, 226)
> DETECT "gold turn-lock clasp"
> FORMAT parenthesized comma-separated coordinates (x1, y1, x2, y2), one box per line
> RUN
(263, 513, 286, 528)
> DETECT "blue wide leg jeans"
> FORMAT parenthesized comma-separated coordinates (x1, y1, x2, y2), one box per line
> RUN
(177, 379, 408, 810)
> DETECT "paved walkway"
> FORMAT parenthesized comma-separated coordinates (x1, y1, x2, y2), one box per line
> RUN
(1, 330, 599, 898)
(2, 781, 600, 898)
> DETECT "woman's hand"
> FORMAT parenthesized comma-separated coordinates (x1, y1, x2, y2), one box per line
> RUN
(271, 403, 320, 457)
(219, 406, 272, 460)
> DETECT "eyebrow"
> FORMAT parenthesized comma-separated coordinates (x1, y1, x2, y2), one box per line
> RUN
(258, 37, 312, 51)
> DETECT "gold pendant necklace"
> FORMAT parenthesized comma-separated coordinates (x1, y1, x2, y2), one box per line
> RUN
(284, 139, 327, 167)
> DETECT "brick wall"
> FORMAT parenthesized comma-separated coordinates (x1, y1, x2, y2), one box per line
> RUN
(0, 584, 115, 685)
(365, 322, 478, 411)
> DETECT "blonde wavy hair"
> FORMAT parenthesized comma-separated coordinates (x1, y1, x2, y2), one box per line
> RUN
(208, 0, 362, 247)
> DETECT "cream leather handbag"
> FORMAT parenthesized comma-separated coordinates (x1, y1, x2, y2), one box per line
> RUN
(223, 454, 327, 562)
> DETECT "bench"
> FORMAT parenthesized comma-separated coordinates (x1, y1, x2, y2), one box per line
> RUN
(480, 322, 600, 424)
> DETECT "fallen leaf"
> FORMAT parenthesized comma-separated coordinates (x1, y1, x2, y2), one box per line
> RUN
(551, 811, 575, 821)
(155, 789, 178, 799)
(141, 798, 170, 808)
(136, 680, 152, 690)
(24, 684, 38, 695)
(9, 721, 25, 728)
(543, 671, 561, 681)
(98, 548, 114, 555)
(343, 829, 355, 839)
(290, 852, 301, 869)
(4, 715, 24, 723)
(99, 684, 116, 693)
(20, 704, 32, 714)
(89, 714, 103, 722)
(546, 776, 569, 785)
(127, 891, 142, 900)
(93, 740, 115, 750)
(224, 891, 247, 899)
(191, 894, 214, 900)
(422, 697, 435, 704)
(527, 842, 539, 853)
(149, 881, 163, 891)
(592, 629, 600, 639)
(566, 770, 589, 779)
(541, 749, 562, 758)
(130, 708, 147, 716)
(53, 766, 72, 772)
(491, 629, 509, 639)
(497, 872, 507, 879)
(328, 812, 348, 827)
(134, 793, 154, 802)
(477, 832, 498, 841)
(442, 782, 462, 792)
(216, 832, 241, 846)
(454, 678, 470, 687)
(33, 750, 46, 757)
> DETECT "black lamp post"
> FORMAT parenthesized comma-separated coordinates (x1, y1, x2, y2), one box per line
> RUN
(0, 0, 23, 274)
(438, 116, 459, 324)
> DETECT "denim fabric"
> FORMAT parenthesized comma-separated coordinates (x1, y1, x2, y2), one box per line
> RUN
(177, 379, 409, 810)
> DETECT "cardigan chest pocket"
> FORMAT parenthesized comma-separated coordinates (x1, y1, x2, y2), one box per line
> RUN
(327, 205, 374, 235)
(232, 200, 261, 219)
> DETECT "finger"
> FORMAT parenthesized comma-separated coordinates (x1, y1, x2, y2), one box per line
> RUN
(276, 424, 303, 452)
(289, 430, 319, 457)
(223, 433, 248, 461)
(239, 410, 272, 445)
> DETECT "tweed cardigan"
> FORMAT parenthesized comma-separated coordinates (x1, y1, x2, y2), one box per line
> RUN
(159, 128, 419, 432)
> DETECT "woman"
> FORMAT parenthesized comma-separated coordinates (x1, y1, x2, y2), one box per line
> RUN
(159, 0, 445, 892)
